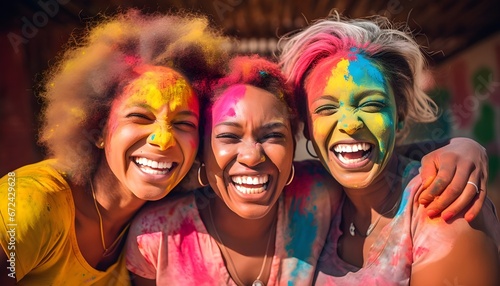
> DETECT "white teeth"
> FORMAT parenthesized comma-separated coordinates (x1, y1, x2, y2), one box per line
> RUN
(231, 175, 269, 185)
(231, 175, 269, 195)
(134, 157, 173, 170)
(140, 168, 169, 175)
(234, 185, 266, 194)
(334, 143, 371, 153)
(337, 151, 371, 164)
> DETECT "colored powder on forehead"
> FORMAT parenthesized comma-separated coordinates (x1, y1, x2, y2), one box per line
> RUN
(348, 54, 386, 87)
(126, 69, 193, 111)
(323, 58, 357, 95)
(211, 85, 246, 125)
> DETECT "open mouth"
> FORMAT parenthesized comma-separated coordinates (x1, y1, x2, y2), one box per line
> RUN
(230, 174, 269, 194)
(332, 142, 372, 164)
(133, 157, 176, 175)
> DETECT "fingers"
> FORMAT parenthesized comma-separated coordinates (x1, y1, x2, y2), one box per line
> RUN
(417, 137, 489, 221)
(424, 166, 485, 221)
(464, 165, 487, 221)
(419, 159, 474, 219)
(465, 185, 486, 222)
(418, 161, 457, 208)
(417, 153, 439, 206)
(426, 180, 479, 221)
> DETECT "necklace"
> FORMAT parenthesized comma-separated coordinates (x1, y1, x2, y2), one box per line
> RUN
(89, 180, 130, 256)
(208, 201, 274, 286)
(348, 193, 401, 237)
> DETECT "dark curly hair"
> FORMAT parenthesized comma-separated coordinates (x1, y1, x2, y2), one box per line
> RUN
(38, 9, 231, 184)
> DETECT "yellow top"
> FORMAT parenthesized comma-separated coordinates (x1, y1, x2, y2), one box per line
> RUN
(0, 160, 131, 285)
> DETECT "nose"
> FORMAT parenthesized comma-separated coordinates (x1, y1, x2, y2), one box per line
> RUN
(237, 142, 266, 167)
(339, 114, 364, 135)
(147, 122, 176, 151)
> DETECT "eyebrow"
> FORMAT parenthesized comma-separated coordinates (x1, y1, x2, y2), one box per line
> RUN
(313, 89, 388, 102)
(312, 95, 338, 103)
(176, 110, 199, 120)
(126, 103, 199, 119)
(357, 90, 388, 98)
(215, 121, 289, 130)
(261, 121, 289, 130)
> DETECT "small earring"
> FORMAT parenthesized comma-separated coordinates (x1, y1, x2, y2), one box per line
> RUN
(96, 140, 104, 149)
(285, 165, 295, 186)
(260, 154, 266, 163)
(197, 163, 208, 187)
(306, 140, 318, 158)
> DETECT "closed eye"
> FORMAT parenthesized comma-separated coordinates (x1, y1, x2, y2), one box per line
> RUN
(127, 113, 154, 123)
(260, 132, 286, 142)
(359, 101, 386, 112)
(314, 105, 339, 116)
(215, 132, 240, 143)
(173, 120, 197, 132)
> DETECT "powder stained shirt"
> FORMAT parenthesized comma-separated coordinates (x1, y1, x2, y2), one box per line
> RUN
(0, 160, 131, 285)
(126, 160, 342, 286)
(315, 161, 500, 285)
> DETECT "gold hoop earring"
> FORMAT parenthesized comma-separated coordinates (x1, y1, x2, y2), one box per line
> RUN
(285, 165, 295, 186)
(197, 163, 208, 187)
(306, 140, 318, 158)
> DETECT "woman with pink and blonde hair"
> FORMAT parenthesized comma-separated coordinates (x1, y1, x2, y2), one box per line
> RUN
(280, 12, 499, 285)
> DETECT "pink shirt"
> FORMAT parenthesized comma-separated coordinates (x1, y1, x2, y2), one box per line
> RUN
(315, 162, 500, 285)
(126, 161, 341, 285)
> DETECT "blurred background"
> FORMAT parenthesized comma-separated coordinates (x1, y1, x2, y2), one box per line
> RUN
(1, 0, 499, 211)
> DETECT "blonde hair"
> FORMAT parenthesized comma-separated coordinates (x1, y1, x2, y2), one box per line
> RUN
(279, 12, 438, 141)
(38, 9, 231, 184)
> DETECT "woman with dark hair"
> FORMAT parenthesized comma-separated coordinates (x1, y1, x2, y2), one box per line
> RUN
(126, 54, 492, 286)
(0, 10, 230, 285)
(126, 55, 341, 285)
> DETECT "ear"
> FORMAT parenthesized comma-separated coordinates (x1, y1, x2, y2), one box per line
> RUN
(396, 118, 405, 131)
(302, 122, 311, 140)
(96, 123, 108, 149)
(96, 137, 105, 149)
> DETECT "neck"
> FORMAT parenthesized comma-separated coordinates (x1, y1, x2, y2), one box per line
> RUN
(89, 163, 146, 227)
(202, 190, 276, 286)
(343, 155, 401, 218)
(209, 195, 278, 241)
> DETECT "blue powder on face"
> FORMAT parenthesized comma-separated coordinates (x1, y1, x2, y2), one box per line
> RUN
(348, 54, 386, 87)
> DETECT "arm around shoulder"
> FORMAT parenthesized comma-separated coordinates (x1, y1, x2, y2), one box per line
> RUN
(410, 214, 500, 285)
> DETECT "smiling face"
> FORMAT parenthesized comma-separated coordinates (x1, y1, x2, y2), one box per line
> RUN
(304, 52, 397, 189)
(102, 66, 199, 200)
(203, 84, 294, 219)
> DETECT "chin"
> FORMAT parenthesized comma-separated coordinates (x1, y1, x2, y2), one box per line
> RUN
(232, 205, 272, 220)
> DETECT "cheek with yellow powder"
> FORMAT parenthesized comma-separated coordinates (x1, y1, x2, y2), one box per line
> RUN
(106, 67, 198, 152)
(307, 53, 397, 165)
(345, 56, 396, 163)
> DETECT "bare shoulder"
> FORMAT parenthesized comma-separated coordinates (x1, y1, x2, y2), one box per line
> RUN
(410, 199, 500, 285)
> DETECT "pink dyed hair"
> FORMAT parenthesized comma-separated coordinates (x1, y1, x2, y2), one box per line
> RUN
(279, 12, 438, 141)
(204, 55, 299, 137)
